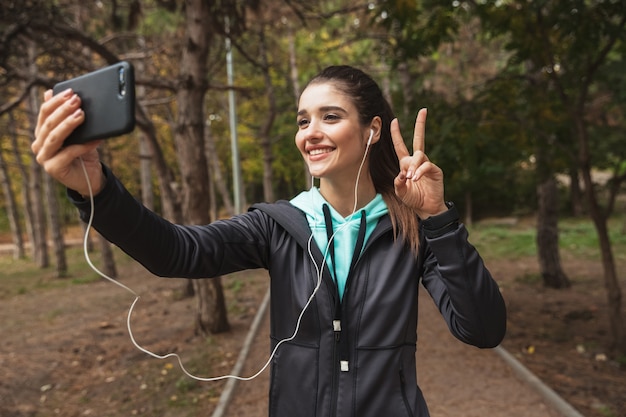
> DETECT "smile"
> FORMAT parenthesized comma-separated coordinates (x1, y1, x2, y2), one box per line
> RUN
(308, 147, 335, 156)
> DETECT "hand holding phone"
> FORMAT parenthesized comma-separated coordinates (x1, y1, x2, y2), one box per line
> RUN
(52, 61, 136, 146)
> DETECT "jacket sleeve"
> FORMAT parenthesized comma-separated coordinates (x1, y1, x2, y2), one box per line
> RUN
(68, 165, 272, 278)
(419, 204, 506, 348)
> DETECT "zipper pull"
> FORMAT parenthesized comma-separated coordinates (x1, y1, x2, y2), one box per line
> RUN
(333, 320, 341, 341)
(333, 320, 350, 372)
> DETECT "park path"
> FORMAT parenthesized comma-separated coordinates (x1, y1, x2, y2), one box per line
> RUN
(221, 288, 571, 417)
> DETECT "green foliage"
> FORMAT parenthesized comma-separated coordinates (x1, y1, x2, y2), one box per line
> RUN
(140, 5, 185, 36)
(374, 0, 460, 64)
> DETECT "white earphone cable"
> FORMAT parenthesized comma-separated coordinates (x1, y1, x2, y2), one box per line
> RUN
(77, 133, 371, 382)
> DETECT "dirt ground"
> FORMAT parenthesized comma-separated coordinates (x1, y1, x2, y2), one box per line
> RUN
(492, 256, 626, 417)
(0, 247, 624, 417)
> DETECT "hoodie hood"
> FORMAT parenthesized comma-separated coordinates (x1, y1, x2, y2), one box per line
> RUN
(291, 187, 388, 299)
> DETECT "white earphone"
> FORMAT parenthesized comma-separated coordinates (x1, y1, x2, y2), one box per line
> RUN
(367, 129, 374, 146)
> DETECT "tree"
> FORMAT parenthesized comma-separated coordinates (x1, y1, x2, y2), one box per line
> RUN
(473, 0, 626, 354)
(173, 0, 230, 334)
(0, 117, 24, 259)
(0, 0, 232, 334)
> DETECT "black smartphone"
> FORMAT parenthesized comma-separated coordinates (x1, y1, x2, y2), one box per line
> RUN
(52, 61, 136, 146)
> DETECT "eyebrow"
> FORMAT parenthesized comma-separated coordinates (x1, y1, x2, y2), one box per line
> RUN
(297, 105, 348, 116)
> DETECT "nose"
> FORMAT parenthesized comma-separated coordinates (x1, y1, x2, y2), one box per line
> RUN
(298, 120, 323, 143)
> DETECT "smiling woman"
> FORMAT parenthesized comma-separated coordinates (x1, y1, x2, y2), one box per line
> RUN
(295, 83, 377, 216)
(32, 64, 506, 417)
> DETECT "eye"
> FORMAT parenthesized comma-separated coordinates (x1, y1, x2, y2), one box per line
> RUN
(297, 118, 309, 127)
(323, 113, 340, 121)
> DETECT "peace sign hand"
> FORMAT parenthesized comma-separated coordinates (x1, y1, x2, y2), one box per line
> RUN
(391, 109, 448, 219)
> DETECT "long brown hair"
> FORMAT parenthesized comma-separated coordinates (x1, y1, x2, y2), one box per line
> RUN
(304, 65, 421, 253)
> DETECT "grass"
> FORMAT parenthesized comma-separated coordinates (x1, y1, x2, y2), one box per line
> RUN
(469, 224, 536, 258)
(469, 214, 626, 261)
(0, 245, 134, 299)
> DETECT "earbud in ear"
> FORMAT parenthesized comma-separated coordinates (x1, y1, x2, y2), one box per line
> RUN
(367, 129, 374, 146)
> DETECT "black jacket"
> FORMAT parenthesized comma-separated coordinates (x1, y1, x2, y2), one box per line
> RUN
(70, 165, 506, 417)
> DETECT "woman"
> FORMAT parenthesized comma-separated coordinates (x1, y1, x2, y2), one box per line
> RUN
(33, 65, 506, 417)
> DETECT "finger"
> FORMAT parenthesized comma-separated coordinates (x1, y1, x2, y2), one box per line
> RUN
(35, 92, 83, 153)
(411, 160, 441, 183)
(413, 108, 427, 154)
(35, 105, 84, 164)
(35, 88, 72, 135)
(403, 153, 429, 180)
(64, 140, 102, 160)
(40, 140, 101, 186)
(394, 171, 408, 199)
(33, 89, 75, 153)
(390, 118, 410, 160)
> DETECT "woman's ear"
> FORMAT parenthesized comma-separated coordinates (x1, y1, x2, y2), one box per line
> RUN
(368, 117, 382, 144)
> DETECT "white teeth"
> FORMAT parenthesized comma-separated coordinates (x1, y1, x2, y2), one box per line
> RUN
(309, 148, 333, 156)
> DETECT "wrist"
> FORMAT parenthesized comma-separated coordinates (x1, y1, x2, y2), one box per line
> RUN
(417, 202, 449, 220)
(73, 164, 107, 199)
(80, 175, 106, 198)
(420, 202, 459, 238)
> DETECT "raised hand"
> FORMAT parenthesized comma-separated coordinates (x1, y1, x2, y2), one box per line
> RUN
(390, 108, 447, 219)
(31, 89, 104, 197)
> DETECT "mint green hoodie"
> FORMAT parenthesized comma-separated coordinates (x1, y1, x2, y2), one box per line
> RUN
(290, 187, 389, 299)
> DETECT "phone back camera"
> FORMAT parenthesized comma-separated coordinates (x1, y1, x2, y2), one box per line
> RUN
(118, 67, 127, 97)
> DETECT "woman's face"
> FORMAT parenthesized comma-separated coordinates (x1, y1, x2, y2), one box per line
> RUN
(295, 82, 370, 182)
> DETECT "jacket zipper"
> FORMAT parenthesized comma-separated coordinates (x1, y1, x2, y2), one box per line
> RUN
(330, 319, 341, 417)
(324, 208, 367, 417)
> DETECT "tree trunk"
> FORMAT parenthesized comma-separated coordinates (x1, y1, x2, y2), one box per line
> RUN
(536, 176, 570, 288)
(27, 40, 67, 275)
(28, 162, 49, 267)
(193, 276, 230, 335)
(257, 28, 276, 203)
(568, 164, 584, 217)
(138, 134, 154, 210)
(99, 233, 118, 279)
(577, 120, 625, 354)
(27, 91, 48, 267)
(44, 173, 68, 277)
(286, 26, 310, 189)
(287, 25, 301, 107)
(136, 39, 155, 212)
(135, 104, 183, 223)
(176, 0, 229, 335)
(0, 139, 24, 259)
(10, 121, 35, 259)
(24, 45, 48, 266)
(205, 126, 234, 217)
(94, 145, 119, 279)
